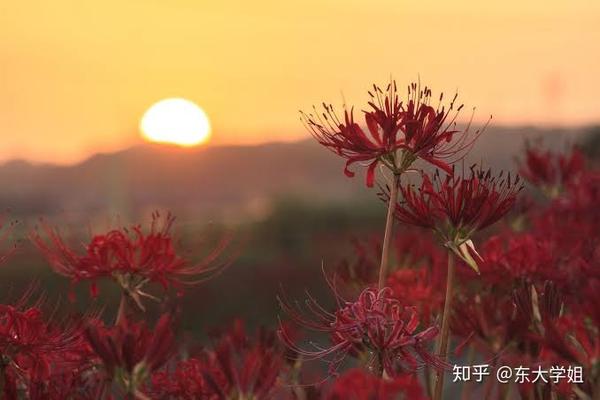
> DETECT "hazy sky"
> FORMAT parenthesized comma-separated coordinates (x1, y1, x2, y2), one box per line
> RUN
(1, 0, 599, 163)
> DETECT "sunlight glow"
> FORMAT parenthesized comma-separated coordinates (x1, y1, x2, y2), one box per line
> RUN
(140, 98, 211, 147)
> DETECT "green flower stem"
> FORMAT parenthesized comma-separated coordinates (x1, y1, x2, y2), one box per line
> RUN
(433, 252, 456, 400)
(115, 291, 129, 326)
(378, 174, 399, 290)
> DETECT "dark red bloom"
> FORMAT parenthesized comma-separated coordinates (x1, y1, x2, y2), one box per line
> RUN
(387, 267, 444, 326)
(279, 286, 444, 377)
(391, 168, 522, 271)
(533, 313, 598, 398)
(302, 81, 483, 187)
(324, 368, 427, 400)
(27, 365, 107, 400)
(32, 212, 232, 305)
(0, 298, 86, 397)
(146, 359, 209, 400)
(473, 232, 561, 286)
(519, 146, 585, 197)
(451, 289, 534, 358)
(337, 230, 444, 289)
(202, 320, 288, 399)
(540, 314, 597, 370)
(84, 314, 175, 383)
(146, 320, 289, 400)
(392, 230, 445, 270)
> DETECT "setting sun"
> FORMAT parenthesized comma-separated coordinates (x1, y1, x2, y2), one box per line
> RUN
(140, 98, 211, 147)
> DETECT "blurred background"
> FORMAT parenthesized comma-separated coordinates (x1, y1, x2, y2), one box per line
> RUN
(0, 0, 599, 336)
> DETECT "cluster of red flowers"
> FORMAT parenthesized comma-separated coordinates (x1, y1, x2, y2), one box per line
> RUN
(277, 144, 596, 399)
(1, 214, 238, 399)
(0, 80, 597, 399)
(384, 146, 599, 399)
(291, 81, 598, 399)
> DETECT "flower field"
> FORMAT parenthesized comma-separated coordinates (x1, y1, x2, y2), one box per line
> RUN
(0, 81, 598, 399)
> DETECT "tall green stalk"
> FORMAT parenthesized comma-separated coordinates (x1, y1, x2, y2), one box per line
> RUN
(433, 252, 456, 400)
(378, 175, 399, 290)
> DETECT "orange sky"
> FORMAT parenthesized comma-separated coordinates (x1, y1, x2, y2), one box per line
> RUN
(1, 1, 599, 164)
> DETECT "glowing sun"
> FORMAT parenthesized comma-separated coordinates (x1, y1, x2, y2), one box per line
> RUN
(140, 98, 211, 146)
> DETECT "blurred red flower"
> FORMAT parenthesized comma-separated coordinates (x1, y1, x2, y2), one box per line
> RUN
(387, 267, 444, 326)
(147, 320, 289, 400)
(147, 358, 208, 400)
(325, 368, 427, 400)
(0, 298, 87, 398)
(85, 313, 175, 392)
(202, 320, 287, 399)
(32, 212, 233, 306)
(519, 146, 585, 197)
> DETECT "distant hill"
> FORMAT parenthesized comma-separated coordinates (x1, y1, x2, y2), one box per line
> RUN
(0, 126, 589, 222)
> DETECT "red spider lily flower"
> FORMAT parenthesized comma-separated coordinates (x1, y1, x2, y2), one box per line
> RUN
(392, 229, 445, 270)
(201, 320, 288, 399)
(472, 232, 561, 286)
(32, 212, 233, 308)
(278, 286, 444, 377)
(325, 368, 427, 400)
(387, 267, 444, 326)
(146, 359, 209, 400)
(84, 313, 175, 393)
(337, 231, 444, 288)
(390, 167, 522, 272)
(450, 281, 562, 365)
(398, 83, 485, 174)
(301, 81, 483, 187)
(560, 170, 600, 209)
(146, 320, 289, 400)
(531, 170, 600, 252)
(537, 314, 598, 398)
(28, 365, 108, 400)
(451, 290, 534, 358)
(540, 314, 598, 370)
(531, 284, 594, 375)
(0, 299, 85, 392)
(387, 231, 446, 316)
(472, 181, 599, 293)
(519, 146, 585, 197)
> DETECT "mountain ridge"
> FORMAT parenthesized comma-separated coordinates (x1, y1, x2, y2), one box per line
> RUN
(1, 127, 588, 221)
